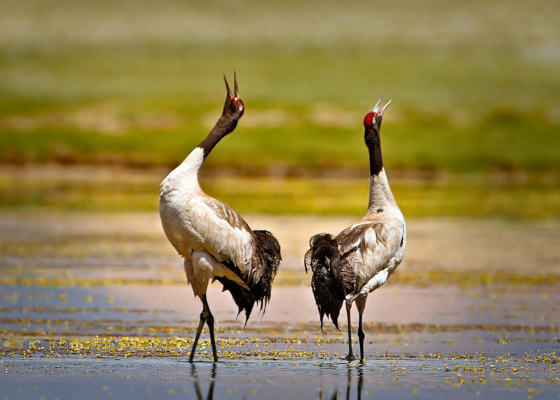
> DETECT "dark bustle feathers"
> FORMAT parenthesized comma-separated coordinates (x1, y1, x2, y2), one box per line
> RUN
(216, 229, 281, 322)
(304, 233, 345, 329)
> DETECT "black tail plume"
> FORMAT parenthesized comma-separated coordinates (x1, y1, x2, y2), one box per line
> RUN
(251, 229, 281, 312)
(217, 229, 281, 323)
(215, 276, 255, 322)
(304, 233, 345, 330)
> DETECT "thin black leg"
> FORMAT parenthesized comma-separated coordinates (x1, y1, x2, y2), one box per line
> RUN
(345, 301, 355, 361)
(202, 295, 219, 363)
(190, 294, 218, 362)
(189, 307, 207, 362)
(358, 312, 365, 363)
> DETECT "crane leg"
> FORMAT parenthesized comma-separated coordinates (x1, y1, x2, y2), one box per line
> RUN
(355, 294, 367, 363)
(189, 304, 207, 362)
(358, 312, 365, 363)
(203, 295, 219, 363)
(189, 294, 218, 362)
(345, 300, 355, 361)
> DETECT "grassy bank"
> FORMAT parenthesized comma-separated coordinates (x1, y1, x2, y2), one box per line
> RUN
(1, 166, 559, 219)
(2, 120, 560, 173)
(1, 1, 559, 219)
(1, 0, 559, 173)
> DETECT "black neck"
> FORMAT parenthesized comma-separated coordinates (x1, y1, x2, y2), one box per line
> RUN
(198, 115, 239, 160)
(365, 127, 383, 176)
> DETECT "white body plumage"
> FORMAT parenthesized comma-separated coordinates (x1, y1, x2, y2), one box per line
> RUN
(340, 168, 406, 302)
(159, 147, 255, 297)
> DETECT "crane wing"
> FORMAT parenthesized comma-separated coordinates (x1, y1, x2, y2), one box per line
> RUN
(336, 220, 405, 293)
(188, 196, 255, 273)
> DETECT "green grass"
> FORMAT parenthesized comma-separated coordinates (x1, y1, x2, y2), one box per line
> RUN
(1, 0, 559, 174)
(0, 1, 559, 219)
(1, 168, 559, 219)
(1, 121, 560, 173)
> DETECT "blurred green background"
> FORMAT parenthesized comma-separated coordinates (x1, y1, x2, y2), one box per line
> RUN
(1, 0, 559, 217)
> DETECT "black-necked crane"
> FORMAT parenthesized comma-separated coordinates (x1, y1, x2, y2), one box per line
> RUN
(159, 73, 281, 362)
(304, 95, 406, 363)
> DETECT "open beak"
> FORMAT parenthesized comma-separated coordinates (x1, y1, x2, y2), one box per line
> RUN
(372, 93, 392, 117)
(224, 72, 240, 100)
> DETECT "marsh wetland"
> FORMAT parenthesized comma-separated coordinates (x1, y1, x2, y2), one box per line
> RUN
(1, 198, 560, 399)
(2, 0, 560, 397)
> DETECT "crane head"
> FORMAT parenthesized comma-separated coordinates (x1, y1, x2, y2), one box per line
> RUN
(363, 93, 391, 132)
(223, 71, 245, 119)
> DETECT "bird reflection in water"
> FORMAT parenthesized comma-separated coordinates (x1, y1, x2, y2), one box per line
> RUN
(188, 362, 365, 399)
(190, 363, 216, 400)
(320, 364, 364, 400)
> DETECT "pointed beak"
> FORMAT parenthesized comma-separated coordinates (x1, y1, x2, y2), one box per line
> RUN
(378, 99, 392, 117)
(233, 71, 239, 99)
(372, 93, 385, 114)
(224, 74, 232, 99)
(372, 93, 391, 117)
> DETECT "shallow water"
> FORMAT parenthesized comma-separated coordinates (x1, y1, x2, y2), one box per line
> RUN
(2, 356, 559, 400)
(1, 212, 560, 399)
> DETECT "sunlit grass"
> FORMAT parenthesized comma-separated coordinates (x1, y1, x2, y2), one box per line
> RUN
(1, 0, 559, 173)
(1, 167, 559, 219)
(0, 0, 559, 219)
(2, 120, 560, 173)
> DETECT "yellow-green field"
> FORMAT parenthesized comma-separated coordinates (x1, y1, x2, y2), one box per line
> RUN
(1, 0, 559, 174)
(2, 167, 560, 218)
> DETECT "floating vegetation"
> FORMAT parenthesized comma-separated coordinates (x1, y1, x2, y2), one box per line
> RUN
(0, 336, 329, 360)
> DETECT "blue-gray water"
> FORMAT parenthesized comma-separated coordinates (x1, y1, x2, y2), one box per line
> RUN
(1, 212, 560, 399)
